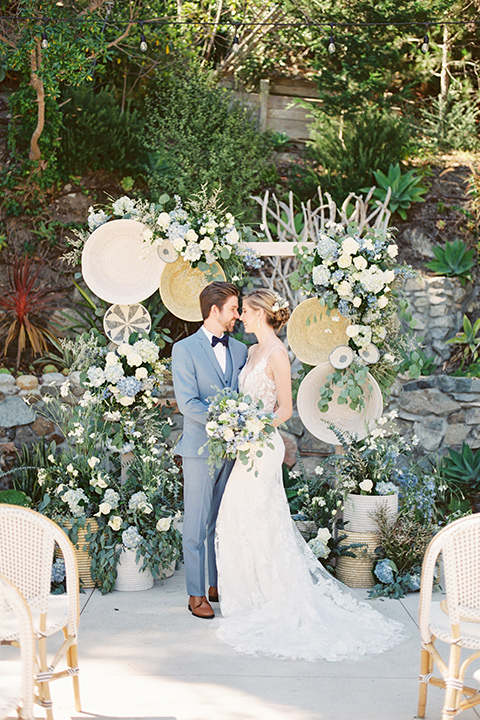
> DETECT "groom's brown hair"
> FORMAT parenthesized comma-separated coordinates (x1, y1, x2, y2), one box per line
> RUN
(200, 281, 239, 320)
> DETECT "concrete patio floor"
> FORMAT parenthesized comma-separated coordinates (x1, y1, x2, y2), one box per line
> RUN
(7, 565, 480, 720)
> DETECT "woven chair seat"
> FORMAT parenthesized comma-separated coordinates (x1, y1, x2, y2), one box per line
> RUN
(1, 594, 69, 642)
(429, 602, 480, 649)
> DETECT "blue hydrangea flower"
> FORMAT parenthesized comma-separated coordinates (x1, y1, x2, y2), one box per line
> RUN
(51, 558, 66, 584)
(376, 481, 398, 496)
(116, 376, 142, 397)
(374, 558, 395, 584)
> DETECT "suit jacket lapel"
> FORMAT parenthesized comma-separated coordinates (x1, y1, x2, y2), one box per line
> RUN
(195, 329, 226, 386)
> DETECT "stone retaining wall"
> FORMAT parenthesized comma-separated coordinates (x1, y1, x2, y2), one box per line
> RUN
(387, 375, 480, 452)
(1, 371, 479, 484)
(402, 275, 475, 364)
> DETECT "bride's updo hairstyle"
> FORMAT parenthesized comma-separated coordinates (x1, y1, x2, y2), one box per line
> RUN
(245, 289, 290, 331)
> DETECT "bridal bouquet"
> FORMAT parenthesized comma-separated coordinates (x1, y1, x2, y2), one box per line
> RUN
(200, 387, 275, 471)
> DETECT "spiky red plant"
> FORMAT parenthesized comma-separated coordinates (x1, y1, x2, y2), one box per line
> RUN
(0, 255, 66, 368)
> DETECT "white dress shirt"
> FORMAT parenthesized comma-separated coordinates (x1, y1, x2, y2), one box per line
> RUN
(202, 326, 227, 373)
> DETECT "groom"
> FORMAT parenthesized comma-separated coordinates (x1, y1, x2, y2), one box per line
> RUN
(171, 281, 248, 619)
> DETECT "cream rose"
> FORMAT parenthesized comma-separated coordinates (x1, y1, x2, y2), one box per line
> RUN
(337, 254, 352, 268)
(157, 517, 173, 532)
(359, 479, 374, 493)
(108, 516, 122, 531)
(185, 228, 198, 243)
(353, 255, 368, 270)
(157, 212, 171, 229)
(135, 367, 148, 380)
(342, 237, 360, 255)
(200, 237, 214, 252)
(387, 244, 398, 258)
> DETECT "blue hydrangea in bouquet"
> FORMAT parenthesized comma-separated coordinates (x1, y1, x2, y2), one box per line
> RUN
(200, 387, 276, 472)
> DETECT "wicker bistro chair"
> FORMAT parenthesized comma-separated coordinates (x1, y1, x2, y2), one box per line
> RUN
(0, 505, 81, 720)
(418, 514, 480, 720)
(0, 574, 35, 720)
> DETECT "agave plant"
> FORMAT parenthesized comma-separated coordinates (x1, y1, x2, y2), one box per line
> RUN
(437, 443, 480, 499)
(426, 238, 476, 285)
(446, 314, 480, 364)
(368, 163, 428, 220)
(0, 255, 66, 367)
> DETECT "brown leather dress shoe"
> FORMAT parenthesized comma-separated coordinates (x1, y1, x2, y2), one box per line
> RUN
(188, 595, 214, 619)
(208, 587, 219, 603)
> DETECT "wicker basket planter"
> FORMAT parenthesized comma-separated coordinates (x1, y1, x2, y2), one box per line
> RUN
(114, 547, 154, 592)
(343, 492, 398, 533)
(57, 518, 98, 589)
(336, 530, 380, 588)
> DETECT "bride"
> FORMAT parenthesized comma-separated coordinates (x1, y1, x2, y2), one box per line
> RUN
(214, 288, 408, 662)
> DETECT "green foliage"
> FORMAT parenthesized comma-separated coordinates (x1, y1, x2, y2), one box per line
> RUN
(446, 315, 480, 363)
(57, 85, 145, 175)
(0, 489, 30, 506)
(398, 347, 437, 378)
(437, 442, 480, 498)
(426, 239, 476, 284)
(418, 89, 480, 152)
(143, 64, 272, 218)
(293, 108, 411, 205)
(11, 439, 58, 507)
(368, 163, 428, 220)
(367, 506, 436, 598)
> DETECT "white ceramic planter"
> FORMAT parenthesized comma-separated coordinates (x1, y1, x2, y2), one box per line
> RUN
(342, 492, 398, 533)
(114, 547, 154, 592)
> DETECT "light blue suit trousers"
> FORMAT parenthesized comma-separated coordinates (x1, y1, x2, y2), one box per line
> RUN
(171, 328, 247, 597)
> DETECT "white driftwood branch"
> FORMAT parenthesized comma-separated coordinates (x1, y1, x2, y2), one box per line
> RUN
(248, 184, 393, 305)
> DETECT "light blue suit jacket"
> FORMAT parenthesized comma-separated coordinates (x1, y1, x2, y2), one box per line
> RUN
(171, 328, 248, 458)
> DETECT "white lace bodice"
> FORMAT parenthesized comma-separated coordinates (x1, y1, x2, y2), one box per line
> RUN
(239, 357, 276, 412)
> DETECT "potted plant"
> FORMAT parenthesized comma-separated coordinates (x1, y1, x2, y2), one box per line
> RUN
(323, 412, 414, 533)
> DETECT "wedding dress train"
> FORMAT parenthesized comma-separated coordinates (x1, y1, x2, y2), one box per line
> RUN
(215, 351, 408, 662)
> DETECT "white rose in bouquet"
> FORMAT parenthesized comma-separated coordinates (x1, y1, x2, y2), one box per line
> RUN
(157, 212, 171, 230)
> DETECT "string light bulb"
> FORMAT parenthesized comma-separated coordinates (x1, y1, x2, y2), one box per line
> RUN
(232, 23, 240, 53)
(41, 29, 48, 49)
(327, 24, 335, 54)
(421, 32, 429, 53)
(140, 23, 147, 52)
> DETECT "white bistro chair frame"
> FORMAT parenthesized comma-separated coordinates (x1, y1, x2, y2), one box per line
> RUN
(0, 574, 35, 720)
(0, 505, 81, 720)
(418, 513, 480, 720)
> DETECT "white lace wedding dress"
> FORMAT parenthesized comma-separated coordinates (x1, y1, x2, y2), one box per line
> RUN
(215, 350, 408, 662)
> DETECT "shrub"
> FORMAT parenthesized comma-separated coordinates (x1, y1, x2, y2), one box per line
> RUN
(0, 256, 66, 367)
(57, 85, 144, 175)
(417, 89, 480, 152)
(290, 107, 411, 205)
(143, 65, 272, 218)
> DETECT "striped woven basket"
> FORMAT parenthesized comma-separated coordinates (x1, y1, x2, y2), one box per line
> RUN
(56, 518, 98, 589)
(336, 530, 380, 588)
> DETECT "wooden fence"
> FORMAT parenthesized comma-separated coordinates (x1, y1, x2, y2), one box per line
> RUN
(224, 77, 321, 143)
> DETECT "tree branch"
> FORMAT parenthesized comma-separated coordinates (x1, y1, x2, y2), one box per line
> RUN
(29, 38, 45, 162)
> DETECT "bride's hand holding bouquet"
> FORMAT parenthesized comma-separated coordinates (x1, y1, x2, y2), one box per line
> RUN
(200, 387, 276, 472)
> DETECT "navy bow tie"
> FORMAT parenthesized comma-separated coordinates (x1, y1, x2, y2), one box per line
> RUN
(211, 335, 229, 348)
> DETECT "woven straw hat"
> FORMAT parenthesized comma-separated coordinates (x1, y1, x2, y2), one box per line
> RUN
(82, 219, 164, 304)
(159, 257, 226, 321)
(297, 362, 383, 444)
(103, 303, 152, 345)
(287, 298, 351, 366)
